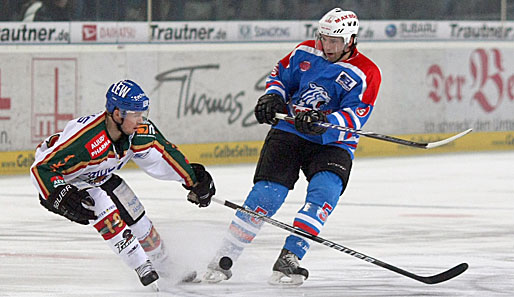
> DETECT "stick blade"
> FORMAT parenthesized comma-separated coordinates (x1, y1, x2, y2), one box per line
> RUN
(425, 129, 472, 149)
(420, 263, 469, 284)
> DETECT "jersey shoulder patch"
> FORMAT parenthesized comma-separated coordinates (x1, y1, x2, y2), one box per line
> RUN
(136, 123, 155, 136)
(132, 123, 157, 146)
(336, 70, 358, 91)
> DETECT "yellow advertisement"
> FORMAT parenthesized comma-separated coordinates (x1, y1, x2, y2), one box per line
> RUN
(2, 131, 513, 175)
(0, 151, 35, 175)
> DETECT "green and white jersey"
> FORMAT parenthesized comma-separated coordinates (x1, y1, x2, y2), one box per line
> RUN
(31, 111, 196, 199)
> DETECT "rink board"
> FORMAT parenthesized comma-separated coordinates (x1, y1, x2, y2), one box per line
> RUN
(4, 130, 513, 175)
(1, 42, 514, 152)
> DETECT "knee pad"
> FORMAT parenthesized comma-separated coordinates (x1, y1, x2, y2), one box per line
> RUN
(226, 181, 288, 250)
(238, 181, 289, 224)
(296, 171, 342, 234)
(306, 171, 343, 209)
(100, 174, 145, 225)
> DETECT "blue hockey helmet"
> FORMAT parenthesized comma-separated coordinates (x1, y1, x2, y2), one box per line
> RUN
(105, 80, 149, 117)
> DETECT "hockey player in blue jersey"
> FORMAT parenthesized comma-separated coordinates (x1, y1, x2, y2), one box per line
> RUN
(203, 8, 381, 285)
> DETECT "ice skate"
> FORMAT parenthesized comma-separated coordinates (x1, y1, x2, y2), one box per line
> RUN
(268, 248, 309, 286)
(135, 260, 159, 286)
(202, 259, 233, 283)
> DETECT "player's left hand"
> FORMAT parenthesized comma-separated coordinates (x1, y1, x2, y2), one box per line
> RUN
(254, 93, 287, 125)
(294, 110, 328, 135)
(184, 163, 215, 208)
(41, 184, 97, 224)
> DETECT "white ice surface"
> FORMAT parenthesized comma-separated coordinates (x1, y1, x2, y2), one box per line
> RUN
(1, 151, 513, 296)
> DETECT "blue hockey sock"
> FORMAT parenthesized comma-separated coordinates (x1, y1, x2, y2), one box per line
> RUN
(223, 181, 289, 261)
(284, 171, 343, 259)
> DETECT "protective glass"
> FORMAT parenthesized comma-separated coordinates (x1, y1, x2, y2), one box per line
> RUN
(317, 33, 346, 54)
(120, 109, 149, 121)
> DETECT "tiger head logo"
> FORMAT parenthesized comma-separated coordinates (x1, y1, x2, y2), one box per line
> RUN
(298, 83, 332, 109)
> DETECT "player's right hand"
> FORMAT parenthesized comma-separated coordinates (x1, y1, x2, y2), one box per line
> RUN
(294, 110, 328, 135)
(43, 184, 97, 224)
(254, 93, 287, 125)
(184, 163, 216, 208)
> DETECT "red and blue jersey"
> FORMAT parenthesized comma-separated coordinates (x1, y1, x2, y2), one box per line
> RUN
(266, 40, 381, 158)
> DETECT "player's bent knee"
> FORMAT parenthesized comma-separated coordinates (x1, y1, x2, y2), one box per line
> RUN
(243, 181, 289, 218)
(306, 171, 343, 207)
(93, 209, 126, 240)
(100, 174, 146, 225)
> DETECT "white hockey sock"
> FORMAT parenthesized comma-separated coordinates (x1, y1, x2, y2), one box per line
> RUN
(130, 215, 167, 267)
(212, 214, 264, 264)
(93, 209, 149, 269)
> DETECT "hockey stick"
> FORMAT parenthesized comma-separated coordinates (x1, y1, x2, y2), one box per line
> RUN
(212, 197, 468, 285)
(274, 113, 472, 149)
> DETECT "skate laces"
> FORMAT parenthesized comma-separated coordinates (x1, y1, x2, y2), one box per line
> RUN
(284, 252, 300, 269)
(269, 249, 309, 285)
(281, 252, 300, 273)
(273, 249, 304, 276)
(136, 260, 155, 277)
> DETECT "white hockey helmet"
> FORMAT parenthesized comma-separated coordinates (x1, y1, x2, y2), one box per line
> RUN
(318, 8, 359, 44)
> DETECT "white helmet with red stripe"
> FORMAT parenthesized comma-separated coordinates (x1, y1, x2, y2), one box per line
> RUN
(318, 8, 359, 44)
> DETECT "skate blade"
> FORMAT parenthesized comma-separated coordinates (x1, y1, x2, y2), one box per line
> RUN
(151, 282, 160, 292)
(268, 271, 305, 286)
(202, 269, 229, 284)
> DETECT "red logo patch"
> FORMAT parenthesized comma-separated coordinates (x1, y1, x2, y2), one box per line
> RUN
(85, 131, 111, 158)
(82, 24, 97, 41)
(50, 175, 65, 188)
(300, 61, 311, 71)
(356, 106, 370, 117)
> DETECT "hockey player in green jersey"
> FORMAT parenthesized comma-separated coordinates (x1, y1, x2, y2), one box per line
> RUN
(30, 79, 215, 287)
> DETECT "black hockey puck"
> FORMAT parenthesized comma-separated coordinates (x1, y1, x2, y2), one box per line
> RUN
(219, 256, 233, 270)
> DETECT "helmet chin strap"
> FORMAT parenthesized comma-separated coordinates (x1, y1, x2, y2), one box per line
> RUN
(111, 112, 131, 137)
(336, 47, 355, 62)
(335, 51, 347, 63)
(115, 118, 132, 137)
(110, 113, 129, 157)
(335, 37, 356, 62)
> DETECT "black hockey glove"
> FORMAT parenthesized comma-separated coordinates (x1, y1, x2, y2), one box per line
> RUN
(254, 93, 287, 125)
(183, 163, 215, 208)
(294, 110, 328, 135)
(41, 184, 97, 225)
